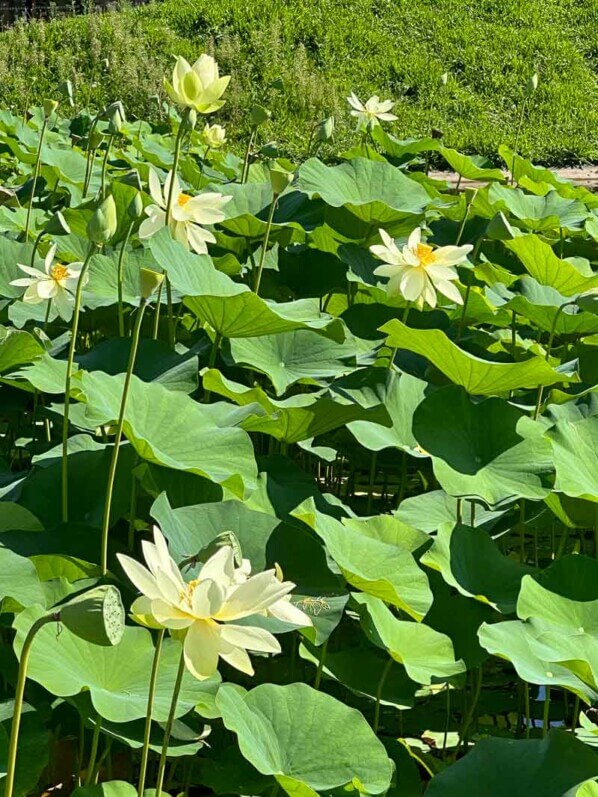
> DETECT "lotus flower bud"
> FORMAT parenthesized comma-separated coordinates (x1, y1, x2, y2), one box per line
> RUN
(439, 72, 449, 86)
(87, 195, 117, 245)
(315, 116, 335, 142)
(44, 210, 71, 236)
(526, 73, 539, 94)
(201, 123, 227, 149)
(269, 162, 294, 196)
(43, 99, 59, 119)
(140, 267, 165, 299)
(127, 191, 144, 221)
(104, 101, 126, 124)
(59, 585, 125, 646)
(186, 109, 198, 130)
(250, 104, 271, 127)
(59, 79, 74, 107)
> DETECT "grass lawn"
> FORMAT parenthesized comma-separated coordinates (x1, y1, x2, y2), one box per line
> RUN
(0, 0, 596, 165)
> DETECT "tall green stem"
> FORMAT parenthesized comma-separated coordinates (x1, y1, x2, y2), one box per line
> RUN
(373, 658, 392, 734)
(4, 614, 57, 797)
(155, 646, 186, 797)
(313, 639, 328, 690)
(253, 197, 278, 295)
(61, 245, 96, 522)
(117, 222, 135, 337)
(100, 134, 115, 201)
(30, 230, 44, 267)
(137, 628, 165, 797)
(100, 299, 148, 575)
(241, 127, 257, 183)
(85, 717, 102, 786)
(542, 687, 551, 738)
(25, 118, 48, 240)
(511, 97, 528, 184)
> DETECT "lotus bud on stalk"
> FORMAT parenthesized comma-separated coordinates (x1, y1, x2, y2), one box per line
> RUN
(269, 161, 294, 198)
(87, 194, 117, 246)
(164, 54, 230, 114)
(201, 122, 227, 150)
(240, 104, 271, 183)
(140, 267, 165, 300)
(43, 99, 59, 119)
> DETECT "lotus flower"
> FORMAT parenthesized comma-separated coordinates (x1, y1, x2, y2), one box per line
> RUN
(138, 168, 231, 255)
(201, 123, 227, 149)
(164, 55, 230, 114)
(347, 92, 397, 131)
(10, 244, 85, 319)
(118, 527, 311, 680)
(371, 227, 472, 308)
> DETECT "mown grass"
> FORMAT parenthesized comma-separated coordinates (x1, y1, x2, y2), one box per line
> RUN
(0, 0, 597, 165)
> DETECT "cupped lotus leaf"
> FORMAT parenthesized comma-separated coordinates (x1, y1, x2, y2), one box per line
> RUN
(395, 490, 504, 534)
(488, 183, 589, 231)
(422, 523, 534, 613)
(13, 606, 218, 723)
(549, 417, 598, 502)
(0, 546, 45, 608)
(296, 157, 430, 223)
(202, 369, 390, 443)
(439, 147, 505, 182)
(501, 278, 598, 336)
(412, 386, 554, 506)
(150, 490, 278, 570)
(425, 731, 598, 797)
(381, 320, 568, 395)
(478, 621, 597, 704)
(76, 370, 257, 498)
(504, 235, 598, 296)
(216, 682, 393, 796)
(292, 498, 432, 620)
(354, 592, 465, 684)
(0, 327, 44, 374)
(149, 229, 344, 340)
(228, 329, 357, 395)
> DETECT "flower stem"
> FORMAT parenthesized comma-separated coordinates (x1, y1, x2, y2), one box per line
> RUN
(253, 197, 278, 295)
(61, 244, 96, 523)
(137, 628, 165, 797)
(313, 639, 328, 690)
(155, 646, 186, 797)
(30, 229, 44, 267)
(117, 221, 135, 337)
(4, 614, 57, 797)
(85, 716, 102, 786)
(100, 298, 148, 575)
(100, 134, 115, 201)
(25, 118, 48, 240)
(373, 658, 392, 734)
(241, 126, 257, 183)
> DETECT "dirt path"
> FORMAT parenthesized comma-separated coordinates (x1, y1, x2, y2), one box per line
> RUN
(429, 166, 598, 189)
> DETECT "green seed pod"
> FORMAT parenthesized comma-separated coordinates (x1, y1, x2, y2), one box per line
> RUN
(269, 162, 294, 196)
(250, 104, 271, 127)
(44, 210, 71, 236)
(59, 585, 125, 646)
(43, 99, 59, 120)
(87, 195, 118, 245)
(127, 191, 144, 221)
(89, 130, 104, 150)
(140, 267, 165, 299)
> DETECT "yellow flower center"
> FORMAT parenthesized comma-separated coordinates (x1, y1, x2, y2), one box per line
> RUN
(180, 578, 200, 605)
(177, 193, 192, 207)
(50, 264, 69, 282)
(415, 243, 436, 267)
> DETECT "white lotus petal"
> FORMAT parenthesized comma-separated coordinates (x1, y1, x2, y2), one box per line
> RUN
(184, 620, 221, 679)
(219, 623, 281, 653)
(117, 553, 162, 600)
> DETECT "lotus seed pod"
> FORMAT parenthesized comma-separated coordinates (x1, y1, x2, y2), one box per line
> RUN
(59, 585, 125, 646)
(250, 104, 271, 127)
(43, 99, 59, 119)
(269, 162, 294, 196)
(316, 116, 335, 142)
(89, 130, 104, 150)
(127, 191, 144, 221)
(44, 210, 71, 236)
(87, 195, 118, 245)
(139, 267, 165, 299)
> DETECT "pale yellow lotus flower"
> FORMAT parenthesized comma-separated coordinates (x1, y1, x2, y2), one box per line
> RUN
(201, 123, 227, 149)
(138, 167, 231, 255)
(347, 92, 397, 131)
(118, 527, 311, 680)
(371, 227, 472, 309)
(10, 243, 86, 319)
(164, 55, 230, 114)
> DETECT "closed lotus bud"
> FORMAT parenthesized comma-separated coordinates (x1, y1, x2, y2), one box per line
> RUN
(104, 101, 126, 124)
(527, 73, 539, 94)
(439, 72, 449, 86)
(59, 79, 74, 107)
(186, 109, 198, 130)
(44, 210, 71, 236)
(43, 99, 59, 119)
(139, 267, 165, 299)
(250, 104, 271, 127)
(87, 195, 117, 245)
(269, 162, 294, 196)
(127, 191, 144, 221)
(107, 106, 124, 136)
(201, 123, 227, 149)
(59, 585, 125, 646)
(316, 116, 335, 142)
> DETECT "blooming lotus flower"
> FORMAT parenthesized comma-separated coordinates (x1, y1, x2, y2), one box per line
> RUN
(347, 92, 397, 131)
(118, 527, 311, 680)
(138, 168, 231, 255)
(201, 123, 227, 150)
(371, 227, 472, 309)
(164, 55, 230, 114)
(10, 244, 85, 319)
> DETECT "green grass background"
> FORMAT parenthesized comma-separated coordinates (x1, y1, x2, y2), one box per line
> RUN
(1, 0, 597, 165)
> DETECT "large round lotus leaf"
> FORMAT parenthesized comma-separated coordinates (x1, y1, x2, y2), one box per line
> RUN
(13, 606, 218, 723)
(380, 320, 567, 395)
(535, 554, 598, 601)
(421, 523, 534, 613)
(412, 386, 554, 506)
(503, 278, 598, 336)
(0, 327, 44, 374)
(76, 370, 257, 499)
(425, 732, 598, 797)
(505, 234, 598, 296)
(354, 592, 465, 684)
(549, 417, 598, 503)
(293, 498, 432, 620)
(216, 682, 393, 796)
(488, 184, 589, 231)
